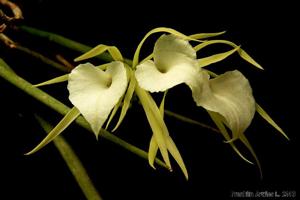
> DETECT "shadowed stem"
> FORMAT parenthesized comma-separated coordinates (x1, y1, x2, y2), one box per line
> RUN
(164, 110, 220, 133)
(14, 45, 70, 72)
(0, 58, 168, 169)
(17, 25, 133, 65)
(35, 114, 102, 200)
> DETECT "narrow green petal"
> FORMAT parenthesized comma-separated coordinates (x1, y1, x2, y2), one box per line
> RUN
(74, 44, 108, 61)
(143, 88, 188, 177)
(198, 46, 240, 68)
(256, 103, 289, 140)
(105, 98, 122, 130)
(135, 85, 171, 169)
(166, 135, 188, 180)
(74, 44, 123, 62)
(189, 31, 226, 40)
(205, 69, 218, 78)
(207, 111, 253, 164)
(34, 74, 69, 87)
(105, 64, 132, 131)
(34, 63, 110, 88)
(107, 46, 123, 61)
(112, 68, 137, 132)
(145, 101, 171, 169)
(194, 40, 263, 70)
(239, 134, 262, 178)
(132, 27, 200, 68)
(25, 107, 80, 155)
(141, 53, 154, 63)
(159, 91, 167, 116)
(148, 91, 167, 169)
(148, 136, 159, 169)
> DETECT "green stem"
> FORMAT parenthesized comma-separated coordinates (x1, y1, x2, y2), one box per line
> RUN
(35, 114, 102, 200)
(18, 25, 132, 65)
(0, 58, 167, 169)
(14, 45, 70, 72)
(164, 110, 220, 133)
(18, 26, 95, 54)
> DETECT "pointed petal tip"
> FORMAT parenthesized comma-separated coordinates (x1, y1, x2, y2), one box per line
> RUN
(281, 132, 290, 141)
(256, 64, 264, 70)
(223, 137, 238, 143)
(74, 57, 82, 62)
(24, 146, 41, 156)
(94, 130, 100, 141)
(149, 162, 157, 170)
(185, 174, 189, 181)
(24, 151, 32, 156)
(111, 126, 118, 132)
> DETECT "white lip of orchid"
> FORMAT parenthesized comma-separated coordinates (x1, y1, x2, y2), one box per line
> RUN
(135, 34, 200, 93)
(67, 61, 128, 136)
(193, 70, 256, 140)
(94, 69, 113, 88)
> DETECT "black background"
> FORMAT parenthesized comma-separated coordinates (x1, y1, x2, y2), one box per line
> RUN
(0, 0, 298, 199)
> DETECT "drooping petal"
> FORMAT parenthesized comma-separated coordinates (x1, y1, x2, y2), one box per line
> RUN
(135, 34, 200, 92)
(148, 91, 167, 169)
(25, 107, 81, 155)
(135, 85, 188, 179)
(207, 110, 253, 164)
(34, 74, 69, 87)
(67, 62, 127, 136)
(256, 103, 289, 140)
(194, 40, 263, 70)
(194, 70, 256, 139)
(112, 67, 137, 131)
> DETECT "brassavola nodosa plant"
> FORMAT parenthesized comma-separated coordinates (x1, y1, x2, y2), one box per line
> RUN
(26, 27, 288, 179)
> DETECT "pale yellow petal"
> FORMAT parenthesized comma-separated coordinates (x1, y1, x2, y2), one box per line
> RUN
(68, 62, 127, 136)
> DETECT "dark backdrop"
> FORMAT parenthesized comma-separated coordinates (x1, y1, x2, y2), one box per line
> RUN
(1, 0, 298, 199)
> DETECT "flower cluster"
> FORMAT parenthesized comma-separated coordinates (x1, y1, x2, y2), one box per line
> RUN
(27, 28, 288, 179)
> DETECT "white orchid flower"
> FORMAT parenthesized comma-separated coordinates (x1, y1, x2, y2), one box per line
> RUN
(135, 33, 256, 145)
(135, 33, 257, 168)
(135, 34, 202, 93)
(25, 45, 130, 155)
(68, 61, 128, 136)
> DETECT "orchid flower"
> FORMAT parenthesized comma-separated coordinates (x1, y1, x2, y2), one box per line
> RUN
(26, 45, 129, 154)
(67, 61, 128, 135)
(134, 33, 262, 173)
(135, 34, 256, 140)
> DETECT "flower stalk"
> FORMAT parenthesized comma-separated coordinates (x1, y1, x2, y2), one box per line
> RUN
(34, 114, 103, 200)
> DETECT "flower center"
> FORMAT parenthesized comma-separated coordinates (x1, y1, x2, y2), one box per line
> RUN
(96, 70, 113, 88)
